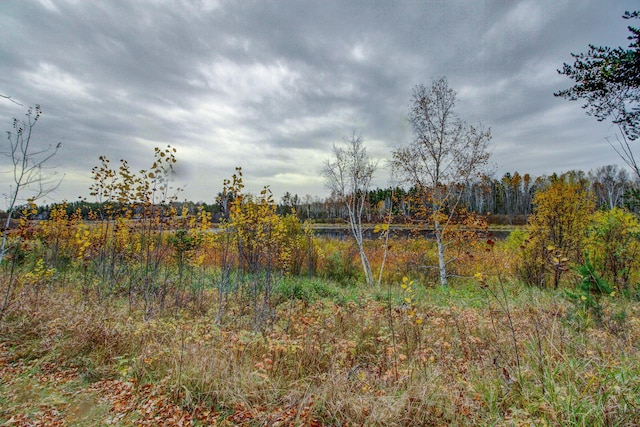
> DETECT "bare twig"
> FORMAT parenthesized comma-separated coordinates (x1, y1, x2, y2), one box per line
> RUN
(324, 132, 377, 286)
(0, 105, 61, 266)
(0, 94, 22, 106)
(606, 123, 640, 180)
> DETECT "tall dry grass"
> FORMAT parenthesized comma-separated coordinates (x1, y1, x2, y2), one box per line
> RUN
(1, 267, 639, 425)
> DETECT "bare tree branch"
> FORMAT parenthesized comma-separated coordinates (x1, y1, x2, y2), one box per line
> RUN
(0, 105, 62, 266)
(324, 132, 377, 286)
(0, 94, 23, 106)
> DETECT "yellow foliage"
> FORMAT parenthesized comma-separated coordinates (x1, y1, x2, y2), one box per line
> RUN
(23, 258, 56, 286)
(519, 177, 595, 288)
(585, 207, 640, 291)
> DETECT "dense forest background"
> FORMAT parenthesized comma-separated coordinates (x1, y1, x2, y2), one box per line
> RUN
(27, 164, 636, 225)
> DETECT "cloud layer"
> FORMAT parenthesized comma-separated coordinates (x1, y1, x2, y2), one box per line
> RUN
(0, 0, 633, 205)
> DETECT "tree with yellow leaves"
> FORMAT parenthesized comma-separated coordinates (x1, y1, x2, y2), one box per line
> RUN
(585, 207, 640, 294)
(519, 173, 595, 288)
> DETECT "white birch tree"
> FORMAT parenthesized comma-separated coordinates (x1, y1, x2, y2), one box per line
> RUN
(323, 132, 377, 286)
(391, 77, 491, 286)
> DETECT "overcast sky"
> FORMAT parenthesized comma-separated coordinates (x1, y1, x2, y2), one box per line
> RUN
(0, 0, 636, 206)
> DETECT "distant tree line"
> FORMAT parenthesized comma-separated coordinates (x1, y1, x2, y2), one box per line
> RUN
(19, 163, 636, 226)
(283, 165, 636, 225)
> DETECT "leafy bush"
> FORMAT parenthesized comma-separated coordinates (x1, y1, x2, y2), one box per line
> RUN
(564, 260, 614, 323)
(584, 207, 640, 294)
(321, 250, 360, 286)
(518, 175, 595, 288)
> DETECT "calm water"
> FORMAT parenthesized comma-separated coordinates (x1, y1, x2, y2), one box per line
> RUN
(311, 226, 511, 240)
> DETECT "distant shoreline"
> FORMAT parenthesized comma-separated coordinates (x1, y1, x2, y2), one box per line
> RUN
(305, 224, 516, 239)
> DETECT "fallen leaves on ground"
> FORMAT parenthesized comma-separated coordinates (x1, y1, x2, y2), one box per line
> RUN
(1, 343, 324, 426)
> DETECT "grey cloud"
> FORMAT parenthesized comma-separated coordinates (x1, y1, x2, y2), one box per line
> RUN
(0, 0, 635, 204)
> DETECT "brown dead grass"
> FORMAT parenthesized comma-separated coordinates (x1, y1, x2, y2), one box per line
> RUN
(1, 279, 639, 426)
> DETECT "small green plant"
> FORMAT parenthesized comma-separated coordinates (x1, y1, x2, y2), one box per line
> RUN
(275, 277, 314, 304)
(400, 276, 423, 325)
(564, 259, 614, 323)
(168, 229, 202, 278)
(322, 250, 360, 286)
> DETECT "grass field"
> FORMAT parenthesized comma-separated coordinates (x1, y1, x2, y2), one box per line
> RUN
(1, 270, 639, 426)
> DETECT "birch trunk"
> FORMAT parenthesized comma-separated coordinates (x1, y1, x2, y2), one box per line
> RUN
(434, 219, 448, 286)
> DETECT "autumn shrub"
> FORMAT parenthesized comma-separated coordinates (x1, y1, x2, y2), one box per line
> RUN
(165, 206, 212, 300)
(376, 236, 439, 284)
(377, 232, 487, 286)
(584, 207, 640, 295)
(222, 171, 312, 276)
(320, 246, 361, 286)
(519, 175, 595, 288)
(313, 231, 382, 286)
(212, 171, 316, 328)
(229, 190, 280, 273)
(85, 146, 182, 313)
(35, 203, 83, 271)
(280, 215, 317, 275)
